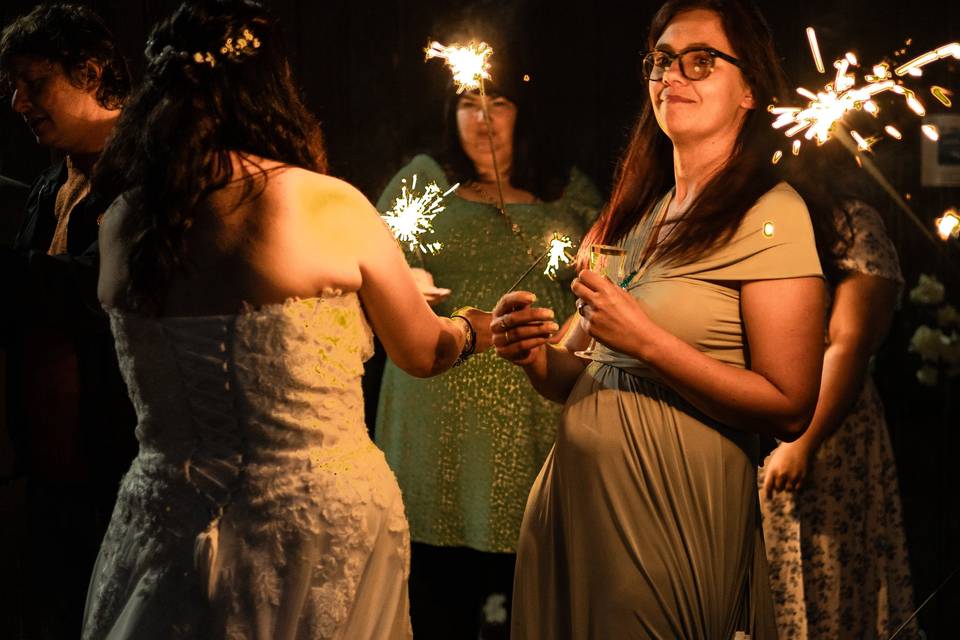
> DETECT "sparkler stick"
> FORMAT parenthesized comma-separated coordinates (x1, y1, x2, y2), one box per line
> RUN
(425, 40, 506, 212)
(833, 127, 960, 276)
(477, 80, 508, 212)
(886, 563, 959, 640)
(505, 250, 550, 293)
(833, 127, 933, 242)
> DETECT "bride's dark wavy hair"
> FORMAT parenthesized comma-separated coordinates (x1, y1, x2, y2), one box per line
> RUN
(93, 0, 326, 313)
(579, 0, 788, 268)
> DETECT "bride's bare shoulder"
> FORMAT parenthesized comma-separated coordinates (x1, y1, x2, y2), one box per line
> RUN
(270, 168, 381, 226)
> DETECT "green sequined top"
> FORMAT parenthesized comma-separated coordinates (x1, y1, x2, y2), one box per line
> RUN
(375, 154, 602, 552)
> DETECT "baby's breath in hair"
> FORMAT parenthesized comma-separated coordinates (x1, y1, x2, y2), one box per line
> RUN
(147, 26, 262, 70)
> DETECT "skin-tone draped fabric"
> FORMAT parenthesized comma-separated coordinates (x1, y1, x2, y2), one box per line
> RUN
(512, 183, 823, 640)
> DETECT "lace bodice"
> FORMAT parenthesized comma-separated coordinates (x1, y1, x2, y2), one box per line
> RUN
(85, 293, 411, 639)
(110, 294, 375, 505)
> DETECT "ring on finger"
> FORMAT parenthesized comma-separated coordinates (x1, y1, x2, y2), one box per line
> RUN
(505, 329, 512, 343)
(576, 299, 585, 316)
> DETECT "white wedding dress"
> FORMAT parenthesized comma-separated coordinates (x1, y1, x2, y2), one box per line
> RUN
(82, 294, 412, 639)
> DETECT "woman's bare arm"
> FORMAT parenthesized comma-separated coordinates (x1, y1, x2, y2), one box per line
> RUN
(574, 271, 826, 440)
(763, 272, 899, 495)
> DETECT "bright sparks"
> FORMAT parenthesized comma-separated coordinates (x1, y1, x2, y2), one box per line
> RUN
(771, 37, 959, 154)
(932, 85, 954, 107)
(424, 40, 493, 93)
(922, 124, 940, 141)
(543, 233, 576, 279)
(895, 42, 960, 77)
(885, 125, 903, 140)
(850, 130, 874, 150)
(935, 209, 960, 241)
(382, 175, 458, 255)
(806, 27, 826, 74)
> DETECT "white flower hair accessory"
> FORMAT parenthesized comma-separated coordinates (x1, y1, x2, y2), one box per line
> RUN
(147, 26, 262, 70)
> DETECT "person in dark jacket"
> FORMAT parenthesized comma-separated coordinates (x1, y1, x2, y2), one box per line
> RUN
(0, 5, 136, 637)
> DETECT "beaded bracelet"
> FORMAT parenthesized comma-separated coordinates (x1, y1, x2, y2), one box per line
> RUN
(450, 307, 478, 367)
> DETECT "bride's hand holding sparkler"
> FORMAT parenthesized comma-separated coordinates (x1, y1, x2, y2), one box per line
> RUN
(491, 292, 560, 366)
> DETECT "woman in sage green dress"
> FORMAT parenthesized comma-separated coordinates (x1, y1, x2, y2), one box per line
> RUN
(494, 1, 825, 637)
(375, 69, 601, 638)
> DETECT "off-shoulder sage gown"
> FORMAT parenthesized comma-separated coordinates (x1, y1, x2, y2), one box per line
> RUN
(511, 183, 823, 640)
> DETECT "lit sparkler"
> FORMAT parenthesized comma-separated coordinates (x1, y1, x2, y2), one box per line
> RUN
(771, 34, 959, 150)
(425, 39, 506, 211)
(936, 209, 960, 241)
(424, 40, 493, 94)
(543, 233, 575, 279)
(506, 232, 580, 293)
(381, 175, 459, 257)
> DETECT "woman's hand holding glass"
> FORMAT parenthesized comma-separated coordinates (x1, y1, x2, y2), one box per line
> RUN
(573, 245, 626, 357)
(572, 270, 657, 360)
(491, 291, 560, 365)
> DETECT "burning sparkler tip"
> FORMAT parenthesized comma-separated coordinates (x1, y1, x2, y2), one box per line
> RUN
(936, 210, 960, 241)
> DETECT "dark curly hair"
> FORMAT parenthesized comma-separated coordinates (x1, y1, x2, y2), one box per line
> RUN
(92, 0, 327, 313)
(0, 3, 129, 109)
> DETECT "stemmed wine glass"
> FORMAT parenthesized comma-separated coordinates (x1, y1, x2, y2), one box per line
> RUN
(574, 244, 626, 358)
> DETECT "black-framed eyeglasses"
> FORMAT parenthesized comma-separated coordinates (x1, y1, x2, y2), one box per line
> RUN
(641, 47, 745, 82)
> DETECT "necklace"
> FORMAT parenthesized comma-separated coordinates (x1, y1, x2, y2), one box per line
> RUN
(463, 180, 538, 257)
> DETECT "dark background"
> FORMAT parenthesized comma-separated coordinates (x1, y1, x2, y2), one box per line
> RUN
(1, 0, 959, 637)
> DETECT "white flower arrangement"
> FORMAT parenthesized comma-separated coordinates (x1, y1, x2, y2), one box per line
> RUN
(909, 273, 946, 305)
(907, 274, 960, 386)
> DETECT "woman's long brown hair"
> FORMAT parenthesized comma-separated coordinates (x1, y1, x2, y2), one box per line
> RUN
(579, 0, 789, 269)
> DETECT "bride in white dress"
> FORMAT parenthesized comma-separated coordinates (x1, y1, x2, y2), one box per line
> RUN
(80, 1, 557, 638)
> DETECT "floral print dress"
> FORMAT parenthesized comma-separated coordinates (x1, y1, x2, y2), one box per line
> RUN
(758, 202, 919, 639)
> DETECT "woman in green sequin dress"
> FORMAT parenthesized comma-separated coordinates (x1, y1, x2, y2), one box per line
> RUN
(375, 72, 601, 638)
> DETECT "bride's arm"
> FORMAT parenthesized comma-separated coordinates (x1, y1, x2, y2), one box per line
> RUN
(335, 183, 556, 378)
